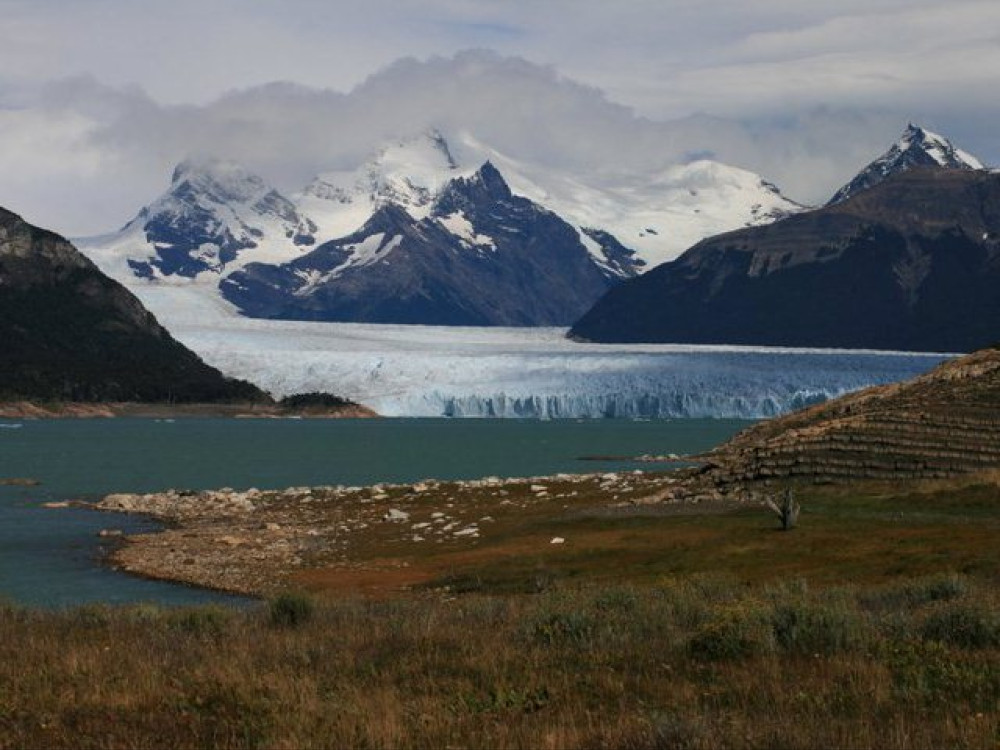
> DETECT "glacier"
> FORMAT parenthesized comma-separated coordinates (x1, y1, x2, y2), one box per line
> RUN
(131, 283, 952, 419)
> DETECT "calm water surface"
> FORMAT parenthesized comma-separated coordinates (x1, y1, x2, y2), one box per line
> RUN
(0, 417, 750, 608)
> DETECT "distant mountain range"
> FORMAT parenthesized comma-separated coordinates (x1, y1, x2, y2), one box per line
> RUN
(77, 130, 801, 326)
(76, 122, 993, 348)
(0, 207, 265, 403)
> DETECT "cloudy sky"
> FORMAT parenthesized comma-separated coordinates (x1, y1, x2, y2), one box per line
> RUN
(1, 0, 998, 234)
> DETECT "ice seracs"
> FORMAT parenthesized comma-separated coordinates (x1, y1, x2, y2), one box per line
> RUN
(827, 123, 984, 205)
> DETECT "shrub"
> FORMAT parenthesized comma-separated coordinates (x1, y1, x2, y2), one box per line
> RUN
(531, 611, 595, 647)
(170, 606, 234, 636)
(860, 575, 969, 612)
(593, 587, 639, 614)
(688, 608, 773, 662)
(771, 600, 865, 654)
(921, 603, 1000, 649)
(268, 593, 315, 628)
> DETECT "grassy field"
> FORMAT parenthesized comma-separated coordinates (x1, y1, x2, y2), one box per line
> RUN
(2, 475, 999, 749)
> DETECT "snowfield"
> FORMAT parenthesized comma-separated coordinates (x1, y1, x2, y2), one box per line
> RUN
(131, 283, 951, 418)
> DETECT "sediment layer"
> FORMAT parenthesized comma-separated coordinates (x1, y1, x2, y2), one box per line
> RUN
(703, 348, 1000, 484)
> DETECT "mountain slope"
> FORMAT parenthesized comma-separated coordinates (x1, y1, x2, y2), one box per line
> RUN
(0, 207, 265, 402)
(570, 168, 1000, 352)
(296, 130, 463, 241)
(221, 163, 636, 326)
(828, 123, 983, 205)
(454, 133, 804, 268)
(702, 346, 1000, 485)
(78, 159, 317, 281)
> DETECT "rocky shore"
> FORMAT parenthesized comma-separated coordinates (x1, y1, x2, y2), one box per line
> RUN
(94, 469, 731, 596)
(87, 347, 1000, 598)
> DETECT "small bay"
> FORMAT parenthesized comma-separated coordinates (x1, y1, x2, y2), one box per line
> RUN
(0, 417, 750, 608)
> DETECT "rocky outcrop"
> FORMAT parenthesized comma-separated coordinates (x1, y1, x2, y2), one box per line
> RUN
(701, 347, 1000, 485)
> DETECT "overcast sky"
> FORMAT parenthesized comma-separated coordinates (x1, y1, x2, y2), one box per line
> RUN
(1, 0, 998, 235)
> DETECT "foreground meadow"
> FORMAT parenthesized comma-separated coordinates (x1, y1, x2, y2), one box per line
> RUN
(2, 475, 998, 749)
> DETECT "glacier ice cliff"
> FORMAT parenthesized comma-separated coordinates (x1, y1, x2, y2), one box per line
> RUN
(105, 284, 953, 419)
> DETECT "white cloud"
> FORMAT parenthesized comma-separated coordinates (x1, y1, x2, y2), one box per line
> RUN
(0, 1, 996, 235)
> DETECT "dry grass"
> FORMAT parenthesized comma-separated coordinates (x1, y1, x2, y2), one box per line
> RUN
(2, 476, 999, 749)
(1, 576, 998, 749)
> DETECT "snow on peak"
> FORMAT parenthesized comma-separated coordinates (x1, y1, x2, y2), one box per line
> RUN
(896, 123, 984, 169)
(76, 158, 316, 282)
(445, 132, 802, 268)
(169, 158, 275, 205)
(297, 129, 467, 240)
(828, 123, 984, 205)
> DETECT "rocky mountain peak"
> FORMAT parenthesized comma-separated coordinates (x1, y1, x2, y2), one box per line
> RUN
(433, 161, 513, 216)
(828, 123, 984, 205)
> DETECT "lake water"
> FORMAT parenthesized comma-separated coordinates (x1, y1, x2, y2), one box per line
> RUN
(0, 417, 750, 608)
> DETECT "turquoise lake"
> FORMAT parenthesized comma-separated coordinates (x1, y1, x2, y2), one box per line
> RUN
(0, 417, 751, 608)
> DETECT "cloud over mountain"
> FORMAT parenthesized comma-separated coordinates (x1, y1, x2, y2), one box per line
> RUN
(0, 2, 997, 235)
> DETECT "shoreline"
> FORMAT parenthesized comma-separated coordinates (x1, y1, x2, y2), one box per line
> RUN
(92, 468, 726, 598)
(0, 400, 378, 420)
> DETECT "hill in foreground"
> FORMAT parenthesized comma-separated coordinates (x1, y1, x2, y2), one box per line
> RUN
(0, 207, 265, 403)
(700, 346, 1000, 486)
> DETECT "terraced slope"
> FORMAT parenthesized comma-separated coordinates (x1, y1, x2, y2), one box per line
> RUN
(704, 347, 1000, 484)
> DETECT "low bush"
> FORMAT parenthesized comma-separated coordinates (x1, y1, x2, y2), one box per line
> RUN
(170, 605, 234, 636)
(268, 593, 315, 628)
(921, 602, 1000, 649)
(687, 607, 773, 662)
(771, 599, 866, 655)
(530, 611, 595, 647)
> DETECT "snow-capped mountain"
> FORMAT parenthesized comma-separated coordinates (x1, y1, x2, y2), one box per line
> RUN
(221, 163, 641, 326)
(77, 159, 318, 281)
(827, 124, 984, 205)
(451, 133, 804, 268)
(296, 130, 463, 240)
(76, 128, 806, 328)
(572, 167, 1000, 352)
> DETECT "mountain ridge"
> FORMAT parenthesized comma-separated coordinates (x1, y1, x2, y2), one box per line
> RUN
(569, 167, 1000, 353)
(0, 206, 267, 403)
(221, 163, 636, 326)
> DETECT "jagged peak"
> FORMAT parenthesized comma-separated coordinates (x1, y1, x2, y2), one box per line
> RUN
(467, 161, 511, 196)
(355, 201, 417, 234)
(429, 161, 514, 217)
(828, 123, 984, 205)
(894, 123, 983, 169)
